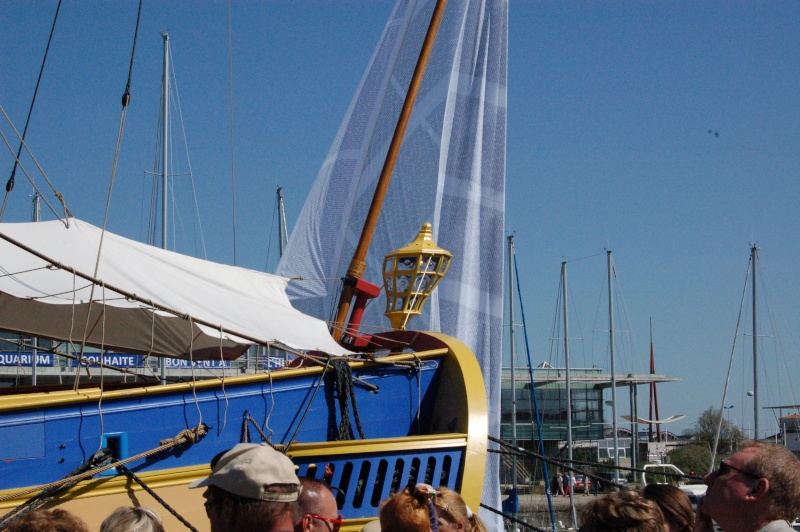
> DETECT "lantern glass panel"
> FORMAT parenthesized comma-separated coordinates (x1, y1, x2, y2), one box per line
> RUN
(398, 256, 417, 270)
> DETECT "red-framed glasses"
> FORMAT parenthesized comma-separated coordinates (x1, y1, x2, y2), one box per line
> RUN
(307, 514, 343, 532)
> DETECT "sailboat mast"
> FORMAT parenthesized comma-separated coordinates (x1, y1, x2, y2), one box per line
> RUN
(160, 33, 170, 385)
(608, 251, 620, 475)
(752, 245, 759, 439)
(331, 0, 448, 341)
(562, 261, 577, 527)
(161, 33, 169, 251)
(508, 236, 518, 493)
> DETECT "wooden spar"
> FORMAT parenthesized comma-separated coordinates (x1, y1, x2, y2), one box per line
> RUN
(330, 0, 449, 342)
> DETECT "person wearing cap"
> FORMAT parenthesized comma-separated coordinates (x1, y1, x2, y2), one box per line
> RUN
(190, 443, 301, 532)
(295, 478, 342, 532)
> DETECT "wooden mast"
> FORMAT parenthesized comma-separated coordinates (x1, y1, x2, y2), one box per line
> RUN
(331, 0, 448, 342)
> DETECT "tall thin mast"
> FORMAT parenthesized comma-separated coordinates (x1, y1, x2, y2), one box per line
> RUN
(608, 251, 620, 475)
(31, 193, 40, 386)
(508, 236, 518, 494)
(159, 33, 170, 385)
(562, 261, 577, 527)
(331, 0, 448, 341)
(161, 33, 169, 251)
(752, 245, 759, 439)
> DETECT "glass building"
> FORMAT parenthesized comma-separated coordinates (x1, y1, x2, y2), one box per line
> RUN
(501, 365, 606, 442)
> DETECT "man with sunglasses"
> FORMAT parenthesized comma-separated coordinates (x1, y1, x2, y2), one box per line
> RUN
(697, 440, 800, 532)
(189, 443, 301, 532)
(296, 478, 343, 532)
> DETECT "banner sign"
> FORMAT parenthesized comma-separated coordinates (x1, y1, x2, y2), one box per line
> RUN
(70, 353, 146, 368)
(0, 351, 54, 367)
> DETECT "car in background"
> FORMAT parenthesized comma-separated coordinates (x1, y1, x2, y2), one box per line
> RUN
(598, 471, 628, 488)
(573, 475, 592, 493)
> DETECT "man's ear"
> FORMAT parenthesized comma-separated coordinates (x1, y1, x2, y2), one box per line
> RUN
(748, 478, 770, 500)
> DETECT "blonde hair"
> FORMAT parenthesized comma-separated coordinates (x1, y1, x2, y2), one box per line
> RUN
(380, 488, 432, 531)
(433, 486, 487, 532)
(580, 489, 664, 532)
(100, 507, 164, 532)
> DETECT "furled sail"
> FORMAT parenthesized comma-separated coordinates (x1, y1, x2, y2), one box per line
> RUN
(0, 218, 351, 359)
(277, 0, 507, 521)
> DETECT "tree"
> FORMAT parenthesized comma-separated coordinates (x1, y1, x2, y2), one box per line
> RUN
(671, 406, 745, 473)
(686, 406, 745, 457)
(668, 443, 711, 477)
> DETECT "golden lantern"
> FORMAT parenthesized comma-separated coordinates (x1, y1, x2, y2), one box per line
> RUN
(383, 223, 452, 330)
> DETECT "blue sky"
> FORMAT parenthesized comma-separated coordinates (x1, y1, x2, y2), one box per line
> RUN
(2, 1, 799, 438)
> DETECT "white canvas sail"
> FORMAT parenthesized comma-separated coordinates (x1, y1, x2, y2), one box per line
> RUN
(277, 0, 507, 521)
(0, 218, 351, 359)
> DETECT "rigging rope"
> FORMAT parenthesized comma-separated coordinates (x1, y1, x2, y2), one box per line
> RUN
(332, 358, 366, 441)
(0, 448, 113, 528)
(118, 465, 199, 532)
(0, 424, 207, 504)
(0, 0, 62, 222)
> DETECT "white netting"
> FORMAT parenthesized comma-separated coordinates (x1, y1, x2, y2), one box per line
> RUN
(276, 0, 507, 523)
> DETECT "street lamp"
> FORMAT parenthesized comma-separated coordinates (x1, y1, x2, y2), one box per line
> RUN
(724, 405, 735, 424)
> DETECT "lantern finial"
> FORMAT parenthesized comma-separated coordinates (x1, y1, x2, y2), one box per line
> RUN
(382, 223, 452, 330)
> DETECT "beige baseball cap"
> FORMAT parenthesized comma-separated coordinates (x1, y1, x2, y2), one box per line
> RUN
(188, 443, 301, 501)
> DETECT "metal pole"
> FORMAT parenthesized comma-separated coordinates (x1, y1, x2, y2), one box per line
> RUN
(31, 193, 40, 385)
(608, 251, 620, 477)
(508, 236, 518, 496)
(562, 261, 577, 527)
(751, 245, 759, 439)
(160, 33, 170, 386)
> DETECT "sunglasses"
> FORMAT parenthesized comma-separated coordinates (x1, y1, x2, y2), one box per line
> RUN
(717, 461, 761, 480)
(307, 514, 343, 532)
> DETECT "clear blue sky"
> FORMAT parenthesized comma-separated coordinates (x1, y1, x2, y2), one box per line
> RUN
(2, 1, 799, 437)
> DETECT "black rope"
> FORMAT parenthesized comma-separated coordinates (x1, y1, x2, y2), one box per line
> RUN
(121, 0, 144, 109)
(332, 359, 366, 440)
(0, 0, 62, 222)
(118, 465, 199, 532)
(479, 503, 549, 532)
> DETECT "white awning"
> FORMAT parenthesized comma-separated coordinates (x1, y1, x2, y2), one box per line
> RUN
(0, 218, 351, 359)
(622, 414, 685, 424)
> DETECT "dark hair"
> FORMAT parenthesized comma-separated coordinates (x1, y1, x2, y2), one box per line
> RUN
(580, 489, 664, 532)
(4, 508, 89, 532)
(641, 484, 693, 532)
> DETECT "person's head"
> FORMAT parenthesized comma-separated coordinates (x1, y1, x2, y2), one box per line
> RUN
(702, 440, 800, 528)
(580, 489, 665, 532)
(100, 507, 164, 532)
(3, 508, 89, 532)
(432, 487, 487, 532)
(189, 443, 301, 532)
(295, 478, 342, 532)
(379, 486, 433, 532)
(641, 484, 693, 532)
